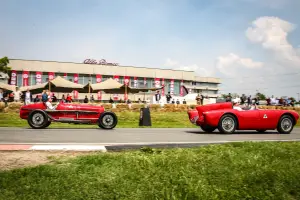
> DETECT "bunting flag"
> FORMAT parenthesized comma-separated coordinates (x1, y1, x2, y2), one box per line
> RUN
(73, 74, 79, 99)
(161, 78, 165, 96)
(22, 71, 29, 86)
(10, 70, 17, 85)
(113, 75, 119, 82)
(180, 80, 184, 96)
(36, 72, 42, 84)
(124, 76, 130, 86)
(134, 77, 138, 88)
(170, 79, 174, 95)
(154, 78, 160, 88)
(96, 74, 102, 100)
(48, 72, 55, 81)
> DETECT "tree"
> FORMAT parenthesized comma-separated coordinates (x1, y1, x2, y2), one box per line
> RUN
(256, 92, 266, 100)
(0, 56, 11, 73)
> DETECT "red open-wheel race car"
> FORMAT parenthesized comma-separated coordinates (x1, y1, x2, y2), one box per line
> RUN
(20, 102, 118, 129)
(188, 102, 299, 134)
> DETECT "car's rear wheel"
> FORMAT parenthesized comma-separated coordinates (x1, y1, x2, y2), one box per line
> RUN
(44, 120, 52, 128)
(98, 112, 118, 129)
(218, 114, 237, 134)
(277, 115, 294, 134)
(256, 129, 266, 133)
(28, 110, 49, 129)
(200, 125, 216, 133)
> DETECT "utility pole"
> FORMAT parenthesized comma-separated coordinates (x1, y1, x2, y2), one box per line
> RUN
(297, 93, 299, 102)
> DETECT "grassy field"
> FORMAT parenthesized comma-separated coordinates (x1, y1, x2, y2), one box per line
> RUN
(0, 112, 196, 128)
(1, 142, 300, 199)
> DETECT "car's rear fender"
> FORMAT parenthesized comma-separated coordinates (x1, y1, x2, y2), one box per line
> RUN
(187, 109, 200, 125)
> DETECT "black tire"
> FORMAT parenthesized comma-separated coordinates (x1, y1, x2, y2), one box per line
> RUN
(44, 120, 52, 128)
(277, 115, 294, 134)
(256, 129, 266, 133)
(98, 112, 118, 129)
(27, 110, 49, 129)
(200, 125, 216, 133)
(218, 114, 237, 134)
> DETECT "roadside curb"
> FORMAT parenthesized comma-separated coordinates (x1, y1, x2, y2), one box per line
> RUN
(1, 140, 300, 152)
(0, 144, 107, 152)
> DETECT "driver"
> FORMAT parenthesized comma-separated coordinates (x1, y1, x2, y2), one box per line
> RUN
(232, 99, 257, 111)
(45, 95, 59, 110)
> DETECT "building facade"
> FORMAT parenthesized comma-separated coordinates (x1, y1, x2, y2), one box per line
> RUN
(8, 59, 221, 100)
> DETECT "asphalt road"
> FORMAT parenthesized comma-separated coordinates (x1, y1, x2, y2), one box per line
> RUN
(0, 128, 300, 146)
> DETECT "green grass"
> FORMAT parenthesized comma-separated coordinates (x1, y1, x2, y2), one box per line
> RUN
(1, 142, 300, 199)
(0, 112, 196, 128)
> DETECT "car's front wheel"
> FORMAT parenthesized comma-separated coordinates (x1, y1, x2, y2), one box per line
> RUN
(218, 114, 237, 134)
(200, 125, 216, 133)
(98, 112, 118, 129)
(27, 110, 49, 129)
(277, 115, 294, 134)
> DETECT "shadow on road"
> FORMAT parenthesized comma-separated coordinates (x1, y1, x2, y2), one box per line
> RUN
(186, 130, 279, 135)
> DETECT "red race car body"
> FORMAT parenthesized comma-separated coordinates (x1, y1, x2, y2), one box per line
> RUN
(188, 102, 299, 134)
(20, 102, 118, 129)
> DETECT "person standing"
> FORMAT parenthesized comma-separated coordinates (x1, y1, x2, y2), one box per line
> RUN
(155, 91, 161, 104)
(166, 92, 172, 104)
(24, 89, 32, 105)
(196, 93, 202, 105)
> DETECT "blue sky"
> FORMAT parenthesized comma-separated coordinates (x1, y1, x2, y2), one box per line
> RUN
(1, 0, 300, 98)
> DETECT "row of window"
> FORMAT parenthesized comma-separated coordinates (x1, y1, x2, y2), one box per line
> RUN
(13, 71, 219, 95)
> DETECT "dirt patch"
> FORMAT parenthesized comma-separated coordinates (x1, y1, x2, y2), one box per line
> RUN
(0, 151, 97, 171)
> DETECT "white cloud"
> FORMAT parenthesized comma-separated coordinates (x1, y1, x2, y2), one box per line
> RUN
(246, 16, 300, 67)
(216, 53, 263, 76)
(164, 58, 213, 76)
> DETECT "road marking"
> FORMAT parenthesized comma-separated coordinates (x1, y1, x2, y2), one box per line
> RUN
(29, 145, 107, 151)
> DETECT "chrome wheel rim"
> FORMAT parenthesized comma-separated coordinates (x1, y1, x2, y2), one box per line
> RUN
(222, 117, 235, 132)
(102, 115, 114, 127)
(32, 113, 44, 126)
(281, 118, 292, 132)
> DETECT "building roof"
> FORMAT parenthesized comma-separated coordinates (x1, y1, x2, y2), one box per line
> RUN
(9, 59, 221, 83)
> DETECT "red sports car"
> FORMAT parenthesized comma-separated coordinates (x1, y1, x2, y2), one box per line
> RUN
(20, 102, 118, 129)
(188, 102, 299, 134)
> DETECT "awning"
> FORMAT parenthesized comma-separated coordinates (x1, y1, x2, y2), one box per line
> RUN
(0, 82, 16, 92)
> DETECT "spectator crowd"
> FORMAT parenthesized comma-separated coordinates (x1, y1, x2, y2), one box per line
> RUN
(224, 93, 296, 107)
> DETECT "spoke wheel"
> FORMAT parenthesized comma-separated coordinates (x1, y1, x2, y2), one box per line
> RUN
(98, 112, 118, 129)
(28, 111, 49, 129)
(277, 115, 294, 134)
(218, 114, 237, 134)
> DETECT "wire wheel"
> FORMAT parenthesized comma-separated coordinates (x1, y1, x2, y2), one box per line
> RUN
(32, 113, 45, 126)
(102, 114, 114, 127)
(221, 117, 235, 132)
(98, 112, 118, 129)
(281, 118, 292, 132)
(27, 111, 48, 129)
(277, 115, 294, 134)
(218, 114, 237, 134)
